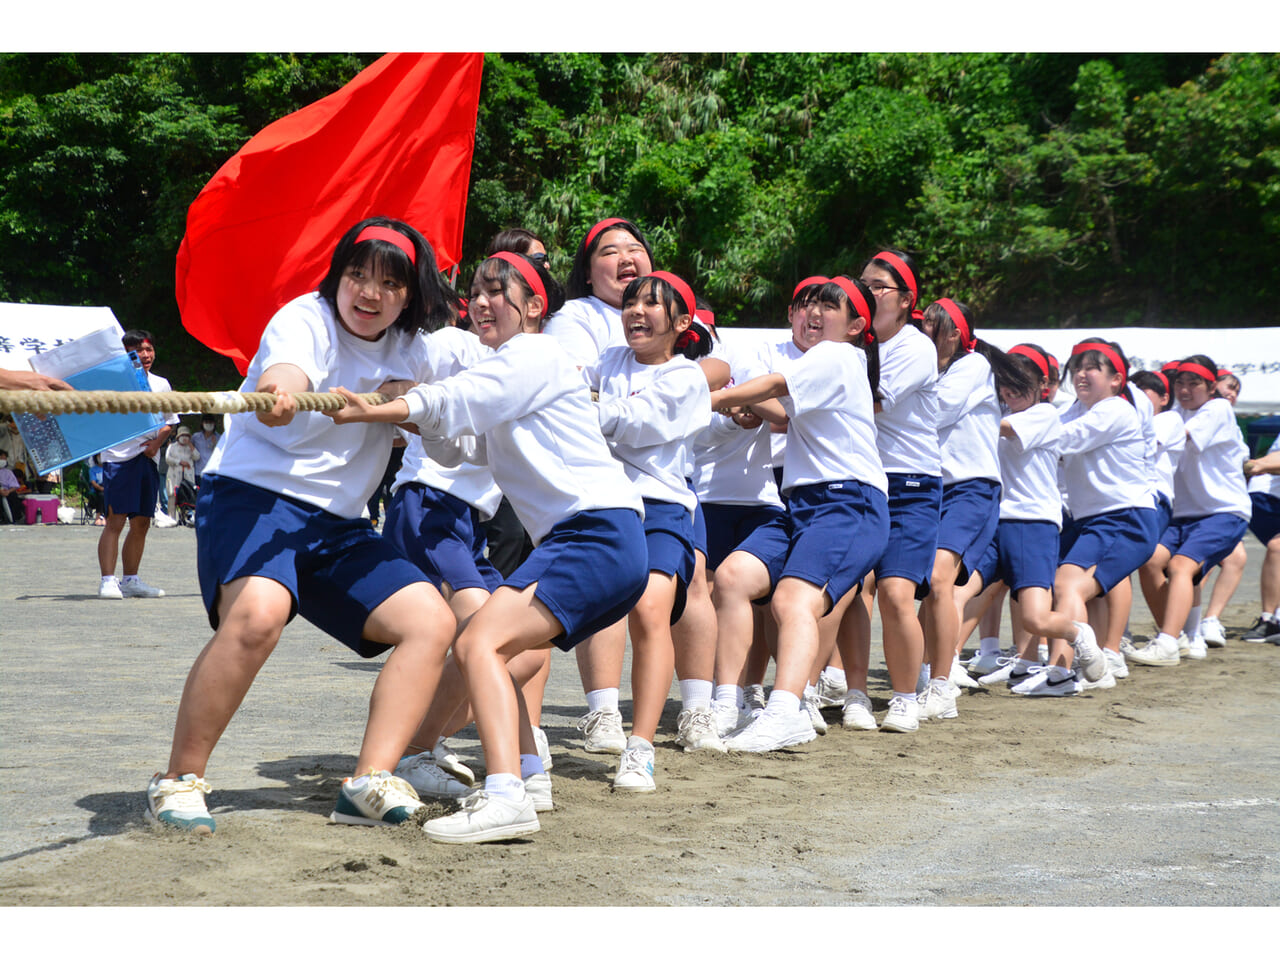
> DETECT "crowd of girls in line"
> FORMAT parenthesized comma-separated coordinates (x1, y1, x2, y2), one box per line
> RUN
(145, 214, 1280, 846)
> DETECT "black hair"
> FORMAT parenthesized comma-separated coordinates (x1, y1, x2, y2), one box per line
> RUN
(317, 216, 458, 336)
(923, 299, 1036, 400)
(814, 276, 881, 402)
(486, 227, 544, 258)
(1174, 354, 1219, 387)
(471, 253, 565, 330)
(566, 218, 655, 301)
(122, 330, 154, 349)
(1130, 370, 1170, 412)
(1012, 341, 1055, 402)
(695, 295, 721, 344)
(620, 275, 711, 361)
(861, 248, 920, 312)
(1068, 339, 1136, 405)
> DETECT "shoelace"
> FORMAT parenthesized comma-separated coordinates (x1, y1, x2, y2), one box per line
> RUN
(618, 749, 652, 776)
(364, 772, 421, 806)
(154, 776, 211, 810)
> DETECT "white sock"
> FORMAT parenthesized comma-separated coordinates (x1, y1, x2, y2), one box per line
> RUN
(1271, 607, 1280, 620)
(101, 575, 117, 584)
(484, 773, 524, 801)
(1184, 605, 1203, 639)
(714, 684, 742, 709)
(1017, 658, 1039, 669)
(1049, 664, 1074, 681)
(585, 688, 619, 714)
(979, 635, 1001, 656)
(679, 679, 713, 712)
(1155, 632, 1178, 650)
(763, 689, 800, 718)
(892, 691, 918, 702)
(803, 682, 817, 698)
(820, 666, 846, 686)
(122, 574, 139, 584)
(625, 735, 653, 754)
(519, 754, 544, 778)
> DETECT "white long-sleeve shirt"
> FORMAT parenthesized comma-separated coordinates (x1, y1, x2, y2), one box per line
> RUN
(1057, 395, 1154, 519)
(542, 296, 623, 367)
(1174, 397, 1251, 520)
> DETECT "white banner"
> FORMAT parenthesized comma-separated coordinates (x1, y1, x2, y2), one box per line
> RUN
(0, 302, 124, 372)
(718, 325, 1280, 416)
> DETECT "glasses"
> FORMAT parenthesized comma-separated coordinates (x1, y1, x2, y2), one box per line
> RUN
(528, 253, 550, 268)
(864, 281, 905, 296)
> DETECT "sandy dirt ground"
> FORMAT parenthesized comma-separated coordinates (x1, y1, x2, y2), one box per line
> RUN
(1, 522, 1277, 914)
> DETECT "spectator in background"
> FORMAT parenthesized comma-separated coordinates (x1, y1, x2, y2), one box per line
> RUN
(84, 455, 106, 524)
(0, 448, 25, 524)
(191, 415, 220, 483)
(165, 425, 200, 521)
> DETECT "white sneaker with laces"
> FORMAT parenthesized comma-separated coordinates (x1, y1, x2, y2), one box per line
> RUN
(949, 658, 980, 689)
(676, 707, 727, 753)
(814, 672, 848, 707)
(146, 773, 215, 834)
(613, 742, 657, 792)
(724, 706, 817, 753)
(1129, 635, 1180, 667)
(802, 691, 828, 734)
(713, 699, 753, 738)
(1178, 632, 1191, 656)
(977, 657, 1019, 686)
(523, 772, 553, 812)
(879, 695, 919, 733)
(394, 752, 471, 800)
(841, 690, 878, 731)
(1027, 670, 1082, 697)
(99, 577, 123, 599)
(1200, 616, 1227, 648)
(576, 708, 627, 754)
(1078, 668, 1115, 690)
(1070, 621, 1106, 681)
(919, 678, 959, 720)
(329, 770, 423, 826)
(966, 650, 1007, 676)
(423, 790, 539, 843)
(1104, 648, 1129, 679)
(1010, 665, 1049, 695)
(432, 737, 476, 786)
(121, 577, 165, 598)
(531, 726, 553, 771)
(1186, 634, 1208, 660)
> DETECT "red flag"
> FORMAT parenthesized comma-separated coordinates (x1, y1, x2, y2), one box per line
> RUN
(176, 52, 484, 374)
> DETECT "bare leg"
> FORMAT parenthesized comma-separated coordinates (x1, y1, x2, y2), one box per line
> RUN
(673, 551, 716, 683)
(121, 514, 152, 577)
(629, 572, 678, 742)
(770, 578, 829, 697)
(711, 551, 773, 690)
(922, 549, 963, 680)
(834, 583, 873, 693)
(877, 576, 924, 695)
(575, 620, 626, 697)
(1205, 541, 1247, 620)
(97, 510, 127, 576)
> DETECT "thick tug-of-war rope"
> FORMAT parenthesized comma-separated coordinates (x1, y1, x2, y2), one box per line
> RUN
(0, 389, 390, 416)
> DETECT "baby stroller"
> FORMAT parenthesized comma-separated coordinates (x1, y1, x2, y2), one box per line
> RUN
(174, 479, 198, 527)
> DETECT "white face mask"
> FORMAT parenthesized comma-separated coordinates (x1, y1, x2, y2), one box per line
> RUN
(0, 459, 7, 468)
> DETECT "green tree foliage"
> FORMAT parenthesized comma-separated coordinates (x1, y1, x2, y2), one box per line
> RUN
(0, 53, 1274, 389)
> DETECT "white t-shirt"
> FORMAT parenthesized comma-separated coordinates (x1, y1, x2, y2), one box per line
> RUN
(874, 324, 942, 476)
(1248, 434, 1280, 499)
(203, 292, 433, 519)
(1057, 394, 1154, 519)
(1174, 397, 1251, 520)
(400, 332, 644, 545)
(998, 402, 1062, 525)
(936, 351, 1000, 485)
(543, 296, 623, 367)
(692, 337, 782, 507)
(583, 347, 710, 513)
(392, 326, 503, 520)
(1151, 409, 1187, 505)
(775, 340, 886, 496)
(100, 370, 181, 464)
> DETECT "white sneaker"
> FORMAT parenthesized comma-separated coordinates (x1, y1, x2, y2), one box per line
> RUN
(919, 678, 958, 720)
(146, 773, 215, 834)
(1177, 632, 1191, 656)
(1010, 665, 1049, 695)
(802, 691, 829, 734)
(1119, 634, 1139, 658)
(523, 772, 553, 812)
(1079, 669, 1115, 690)
(1186, 634, 1208, 660)
(1200, 616, 1227, 648)
(1027, 670, 1082, 696)
(613, 742, 657, 792)
(1129, 636, 1180, 667)
(99, 577, 123, 599)
(977, 657, 1019, 686)
(423, 790, 539, 844)
(675, 707, 727, 753)
(841, 690, 878, 731)
(394, 752, 471, 800)
(713, 699, 753, 738)
(949, 658, 980, 690)
(813, 672, 848, 707)
(329, 770, 423, 826)
(744, 684, 767, 716)
(432, 737, 476, 786)
(1070, 621, 1106, 681)
(531, 726, 553, 771)
(1104, 648, 1129, 679)
(152, 512, 178, 529)
(121, 577, 165, 598)
(724, 706, 817, 752)
(966, 650, 1007, 675)
(879, 695, 919, 733)
(576, 708, 626, 754)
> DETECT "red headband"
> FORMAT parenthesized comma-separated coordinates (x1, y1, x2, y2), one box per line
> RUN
(585, 217, 629, 250)
(647, 271, 696, 318)
(355, 225, 416, 265)
(488, 252, 548, 319)
(872, 251, 917, 308)
(1009, 344, 1049, 379)
(1154, 371, 1170, 395)
(793, 276, 830, 300)
(1217, 368, 1234, 380)
(933, 298, 976, 353)
(831, 276, 873, 323)
(1072, 341, 1128, 380)
(1047, 353, 1060, 373)
(1161, 360, 1181, 374)
(1177, 361, 1217, 382)
(697, 308, 716, 328)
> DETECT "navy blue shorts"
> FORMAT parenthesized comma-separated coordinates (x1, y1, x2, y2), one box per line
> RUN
(1160, 513, 1251, 583)
(876, 473, 942, 598)
(382, 483, 502, 593)
(1249, 492, 1280, 547)
(702, 501, 788, 571)
(103, 454, 160, 518)
(1060, 507, 1159, 594)
(641, 498, 696, 623)
(1154, 493, 1173, 541)
(504, 508, 649, 652)
(972, 519, 1060, 598)
(692, 500, 708, 557)
(936, 478, 1001, 587)
(195, 475, 431, 658)
(735, 480, 889, 613)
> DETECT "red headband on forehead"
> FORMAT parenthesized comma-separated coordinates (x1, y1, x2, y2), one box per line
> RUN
(792, 276, 830, 300)
(1217, 368, 1234, 380)
(488, 252, 548, 319)
(1009, 344, 1049, 379)
(872, 251, 917, 307)
(647, 270, 696, 318)
(1177, 361, 1218, 382)
(830, 277, 873, 323)
(933, 298, 976, 353)
(1047, 353, 1060, 372)
(584, 217, 629, 250)
(355, 225, 416, 265)
(697, 308, 716, 328)
(1072, 341, 1128, 379)
(1154, 370, 1170, 395)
